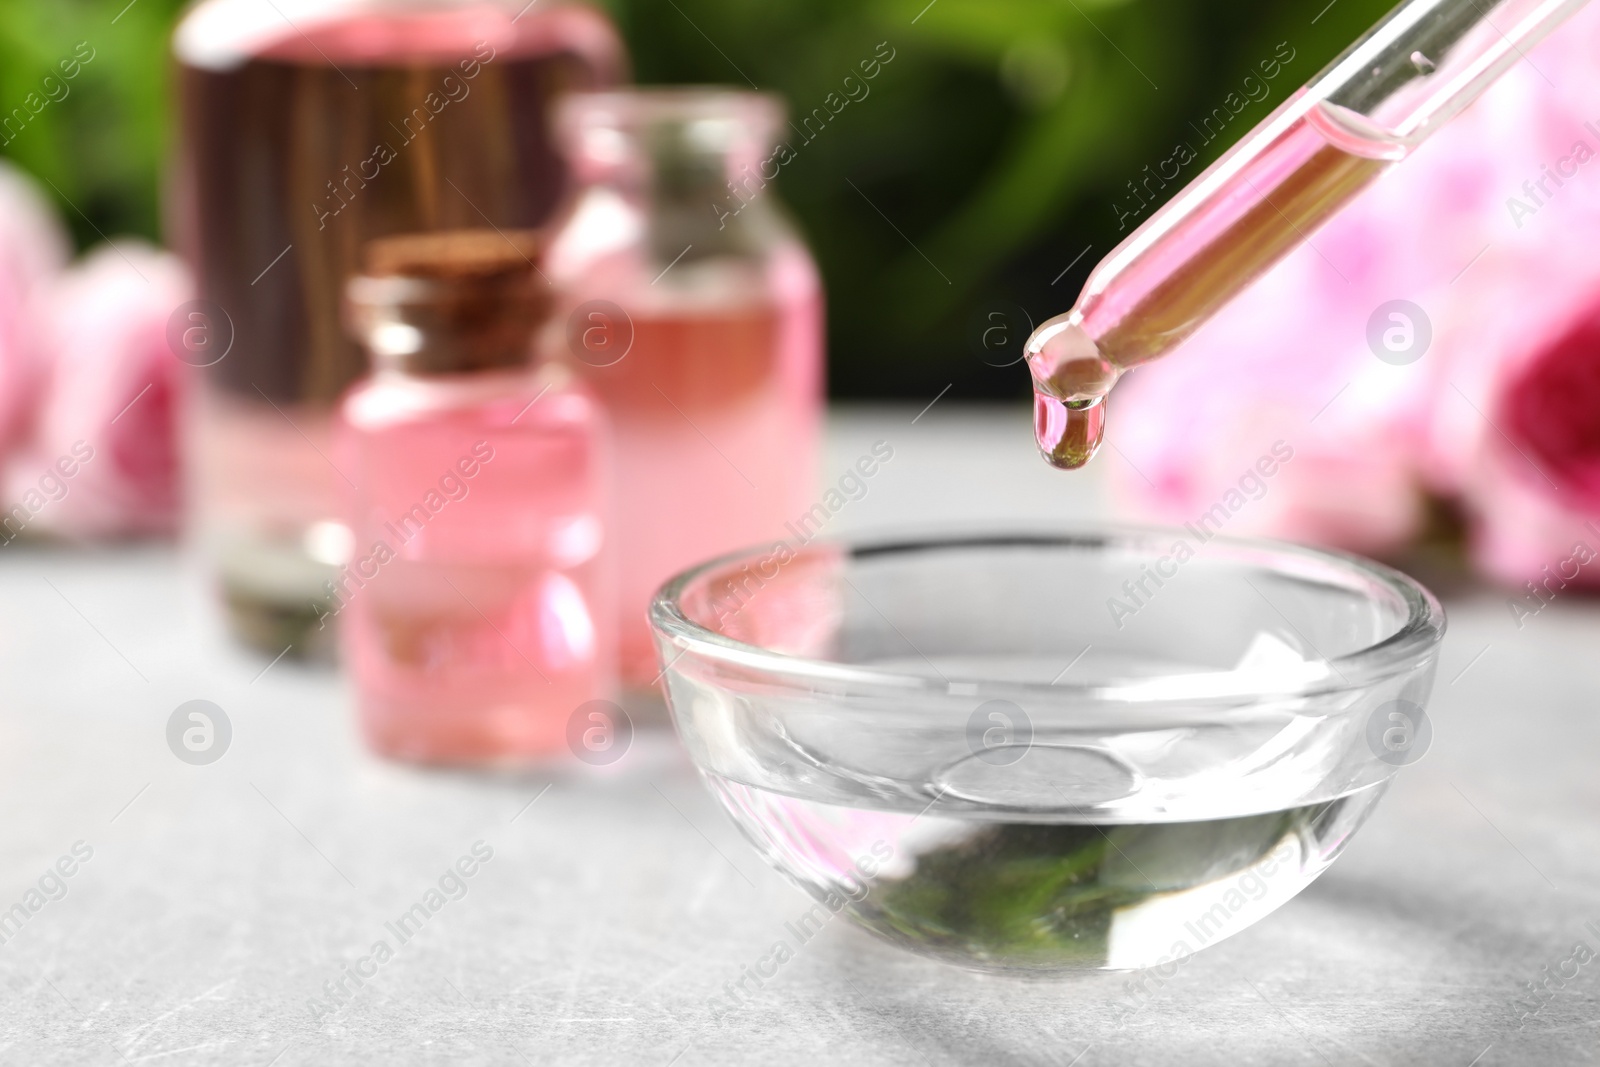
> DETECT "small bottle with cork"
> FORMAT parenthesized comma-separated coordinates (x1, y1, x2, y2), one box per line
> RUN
(336, 229, 613, 764)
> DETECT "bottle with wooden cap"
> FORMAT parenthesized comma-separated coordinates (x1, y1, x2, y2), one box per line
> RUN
(335, 228, 613, 764)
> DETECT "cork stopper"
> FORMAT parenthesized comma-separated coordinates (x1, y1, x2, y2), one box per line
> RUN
(363, 229, 542, 281)
(346, 228, 551, 375)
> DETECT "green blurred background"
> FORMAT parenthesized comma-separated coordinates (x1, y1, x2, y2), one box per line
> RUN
(0, 0, 1394, 399)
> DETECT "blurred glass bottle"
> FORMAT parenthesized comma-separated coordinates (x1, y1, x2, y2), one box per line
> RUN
(545, 90, 824, 685)
(337, 229, 612, 764)
(168, 0, 624, 657)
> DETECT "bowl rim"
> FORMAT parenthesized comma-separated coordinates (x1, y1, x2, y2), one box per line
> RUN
(648, 526, 1447, 704)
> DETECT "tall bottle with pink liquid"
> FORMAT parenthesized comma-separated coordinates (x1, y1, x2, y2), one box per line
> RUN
(544, 90, 824, 684)
(169, 0, 624, 657)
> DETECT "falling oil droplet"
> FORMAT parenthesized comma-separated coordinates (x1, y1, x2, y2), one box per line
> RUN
(1409, 50, 1436, 75)
(1033, 391, 1107, 470)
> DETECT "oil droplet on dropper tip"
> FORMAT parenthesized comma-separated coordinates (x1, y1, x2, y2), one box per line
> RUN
(1033, 392, 1106, 470)
(1023, 312, 1114, 470)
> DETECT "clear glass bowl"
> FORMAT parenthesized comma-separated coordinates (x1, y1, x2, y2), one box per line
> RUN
(650, 529, 1446, 974)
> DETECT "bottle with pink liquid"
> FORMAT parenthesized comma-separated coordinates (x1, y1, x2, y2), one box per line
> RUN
(170, 0, 624, 658)
(336, 230, 613, 764)
(544, 90, 825, 686)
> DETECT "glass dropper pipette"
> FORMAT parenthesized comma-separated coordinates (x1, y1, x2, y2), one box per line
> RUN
(1027, 0, 1592, 469)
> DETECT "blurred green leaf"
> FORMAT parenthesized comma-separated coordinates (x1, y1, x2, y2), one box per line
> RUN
(0, 0, 187, 246)
(884, 0, 1077, 61)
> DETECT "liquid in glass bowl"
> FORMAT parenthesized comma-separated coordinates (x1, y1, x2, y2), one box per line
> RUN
(650, 530, 1444, 973)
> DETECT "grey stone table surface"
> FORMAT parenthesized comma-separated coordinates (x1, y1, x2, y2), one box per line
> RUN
(1, 405, 1597, 1065)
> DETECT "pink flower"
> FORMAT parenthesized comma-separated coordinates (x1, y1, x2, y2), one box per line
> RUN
(1108, 1, 1600, 578)
(4, 242, 192, 541)
(1454, 301, 1600, 590)
(0, 161, 70, 454)
(1501, 310, 1600, 507)
(1413, 16, 1600, 587)
(1106, 214, 1434, 557)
